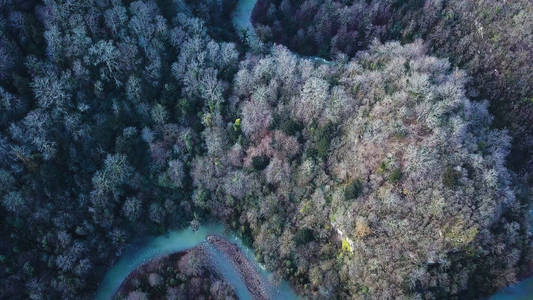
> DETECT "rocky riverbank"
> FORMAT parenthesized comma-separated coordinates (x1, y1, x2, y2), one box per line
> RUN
(206, 235, 270, 300)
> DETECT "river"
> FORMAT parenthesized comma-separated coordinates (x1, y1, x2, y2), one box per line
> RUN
(232, 0, 331, 65)
(233, 0, 257, 35)
(94, 220, 531, 299)
(95, 224, 297, 299)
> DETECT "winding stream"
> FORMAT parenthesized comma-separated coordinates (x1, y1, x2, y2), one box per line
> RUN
(233, 0, 257, 35)
(492, 277, 533, 300)
(232, 0, 331, 65)
(95, 224, 297, 299)
(95, 1, 531, 299)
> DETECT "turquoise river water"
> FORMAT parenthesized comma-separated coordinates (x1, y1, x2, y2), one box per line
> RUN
(95, 224, 298, 299)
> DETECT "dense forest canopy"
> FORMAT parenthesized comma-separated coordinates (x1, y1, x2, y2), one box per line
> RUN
(0, 0, 530, 299)
(0, 0, 240, 297)
(252, 0, 533, 177)
(193, 42, 528, 298)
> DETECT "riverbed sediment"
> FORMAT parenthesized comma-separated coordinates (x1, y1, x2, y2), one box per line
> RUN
(206, 235, 270, 300)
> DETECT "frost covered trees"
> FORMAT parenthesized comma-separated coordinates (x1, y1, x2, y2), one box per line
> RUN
(0, 0, 240, 298)
(253, 0, 533, 177)
(0, 0, 529, 298)
(191, 41, 529, 298)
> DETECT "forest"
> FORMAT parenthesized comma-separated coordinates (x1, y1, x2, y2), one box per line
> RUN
(252, 0, 533, 176)
(0, 0, 531, 299)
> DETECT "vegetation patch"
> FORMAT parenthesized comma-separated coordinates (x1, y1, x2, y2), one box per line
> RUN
(294, 228, 315, 246)
(252, 155, 270, 171)
(344, 178, 363, 200)
(443, 167, 462, 188)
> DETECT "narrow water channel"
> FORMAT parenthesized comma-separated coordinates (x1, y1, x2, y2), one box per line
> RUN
(95, 224, 298, 299)
(232, 0, 257, 35)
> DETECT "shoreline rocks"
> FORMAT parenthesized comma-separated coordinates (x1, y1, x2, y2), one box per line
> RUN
(206, 235, 270, 300)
